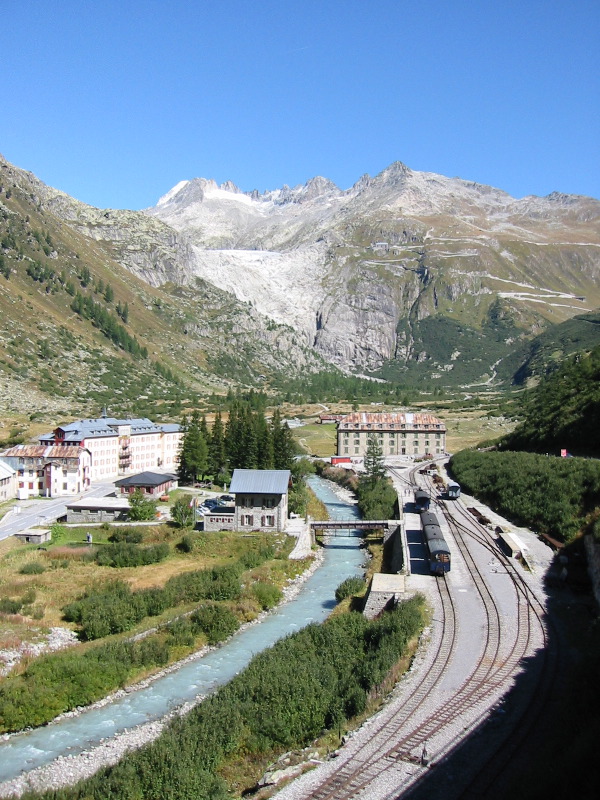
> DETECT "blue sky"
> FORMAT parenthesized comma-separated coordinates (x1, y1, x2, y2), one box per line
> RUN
(3, 0, 598, 209)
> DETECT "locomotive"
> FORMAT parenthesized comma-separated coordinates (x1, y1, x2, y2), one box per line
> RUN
(420, 510, 451, 575)
(414, 488, 431, 512)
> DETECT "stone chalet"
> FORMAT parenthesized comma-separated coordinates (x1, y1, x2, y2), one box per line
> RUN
(39, 415, 182, 482)
(0, 445, 92, 499)
(114, 471, 179, 497)
(337, 412, 446, 459)
(203, 469, 291, 533)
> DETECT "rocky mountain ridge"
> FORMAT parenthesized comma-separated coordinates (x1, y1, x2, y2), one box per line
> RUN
(2, 153, 599, 389)
(146, 161, 600, 377)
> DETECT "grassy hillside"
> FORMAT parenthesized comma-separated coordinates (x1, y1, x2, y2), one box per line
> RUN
(498, 311, 600, 386)
(0, 165, 324, 423)
(500, 344, 600, 457)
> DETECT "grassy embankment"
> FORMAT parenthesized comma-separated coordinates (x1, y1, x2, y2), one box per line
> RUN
(21, 596, 426, 800)
(0, 513, 312, 733)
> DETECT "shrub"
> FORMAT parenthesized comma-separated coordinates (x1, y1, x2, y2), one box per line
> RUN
(171, 496, 195, 528)
(450, 449, 600, 543)
(177, 534, 195, 553)
(128, 489, 158, 521)
(19, 561, 46, 575)
(335, 576, 366, 602)
(252, 581, 282, 610)
(191, 604, 240, 644)
(0, 598, 23, 614)
(95, 542, 169, 568)
(108, 528, 144, 543)
(166, 617, 196, 647)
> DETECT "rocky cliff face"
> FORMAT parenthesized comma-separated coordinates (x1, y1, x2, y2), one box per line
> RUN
(145, 161, 600, 377)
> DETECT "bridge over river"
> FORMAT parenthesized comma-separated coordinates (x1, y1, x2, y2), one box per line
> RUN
(310, 519, 398, 535)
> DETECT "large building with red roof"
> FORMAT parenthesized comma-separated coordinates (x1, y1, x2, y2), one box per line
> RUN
(1, 444, 92, 499)
(336, 412, 446, 459)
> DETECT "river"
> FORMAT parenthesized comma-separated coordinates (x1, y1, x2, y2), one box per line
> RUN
(0, 476, 365, 783)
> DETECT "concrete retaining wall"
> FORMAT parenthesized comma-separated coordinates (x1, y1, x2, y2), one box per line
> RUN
(384, 524, 405, 573)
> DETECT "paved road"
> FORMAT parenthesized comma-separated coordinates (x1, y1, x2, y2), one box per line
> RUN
(0, 481, 118, 542)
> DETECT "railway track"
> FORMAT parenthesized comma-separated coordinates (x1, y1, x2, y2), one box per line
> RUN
(276, 466, 552, 800)
(425, 490, 558, 799)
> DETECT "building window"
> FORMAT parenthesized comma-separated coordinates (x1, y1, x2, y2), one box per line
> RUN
(243, 514, 254, 526)
(344, 447, 349, 454)
(63, 482, 68, 490)
(354, 447, 360, 454)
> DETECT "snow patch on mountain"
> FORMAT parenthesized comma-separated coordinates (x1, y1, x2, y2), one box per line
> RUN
(188, 245, 327, 339)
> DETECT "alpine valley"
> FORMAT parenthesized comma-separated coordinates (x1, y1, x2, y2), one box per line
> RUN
(1, 153, 599, 417)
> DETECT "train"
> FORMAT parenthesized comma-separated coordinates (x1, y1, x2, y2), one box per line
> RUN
(414, 488, 431, 512)
(420, 510, 451, 575)
(447, 480, 461, 500)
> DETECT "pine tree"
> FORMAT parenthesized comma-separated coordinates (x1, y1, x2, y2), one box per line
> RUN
(178, 412, 209, 483)
(209, 411, 227, 476)
(271, 408, 296, 470)
(256, 414, 274, 469)
(225, 401, 243, 468)
(240, 407, 259, 469)
(364, 434, 385, 484)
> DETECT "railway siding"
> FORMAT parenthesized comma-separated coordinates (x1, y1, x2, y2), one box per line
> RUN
(274, 465, 555, 800)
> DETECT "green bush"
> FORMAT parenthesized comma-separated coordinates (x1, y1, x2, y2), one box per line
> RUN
(190, 603, 240, 644)
(252, 581, 282, 610)
(356, 476, 398, 519)
(0, 598, 23, 614)
(335, 576, 366, 602)
(19, 561, 46, 575)
(450, 449, 600, 543)
(108, 528, 144, 543)
(177, 534, 195, 553)
(166, 617, 196, 647)
(3, 595, 425, 788)
(95, 542, 169, 568)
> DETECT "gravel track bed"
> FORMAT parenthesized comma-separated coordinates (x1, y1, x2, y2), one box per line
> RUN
(273, 484, 553, 800)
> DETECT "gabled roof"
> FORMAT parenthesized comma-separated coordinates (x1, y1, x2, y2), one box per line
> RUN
(1, 445, 87, 459)
(0, 461, 16, 479)
(49, 417, 182, 442)
(338, 412, 445, 429)
(114, 471, 178, 488)
(229, 469, 291, 495)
